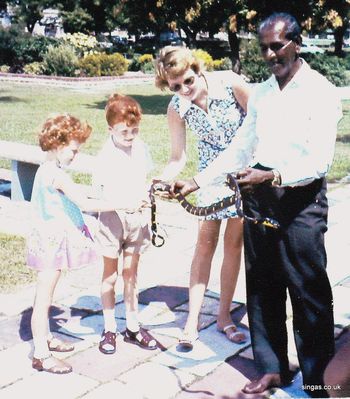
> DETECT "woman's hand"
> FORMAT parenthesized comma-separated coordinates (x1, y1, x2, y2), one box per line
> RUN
(170, 178, 199, 197)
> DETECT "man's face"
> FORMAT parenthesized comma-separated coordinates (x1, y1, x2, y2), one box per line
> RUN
(259, 20, 300, 85)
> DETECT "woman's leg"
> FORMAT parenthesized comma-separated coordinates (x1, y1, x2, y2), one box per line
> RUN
(183, 220, 221, 337)
(217, 218, 245, 341)
(101, 256, 119, 333)
(31, 269, 61, 359)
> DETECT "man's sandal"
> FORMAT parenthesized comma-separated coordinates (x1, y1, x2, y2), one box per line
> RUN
(124, 327, 157, 350)
(217, 324, 247, 344)
(32, 355, 72, 374)
(99, 330, 117, 354)
(47, 337, 74, 353)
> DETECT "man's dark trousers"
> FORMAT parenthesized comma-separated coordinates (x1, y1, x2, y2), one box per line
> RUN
(242, 177, 334, 398)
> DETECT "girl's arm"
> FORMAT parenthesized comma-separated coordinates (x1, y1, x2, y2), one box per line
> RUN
(231, 72, 251, 113)
(53, 171, 120, 212)
(156, 104, 187, 181)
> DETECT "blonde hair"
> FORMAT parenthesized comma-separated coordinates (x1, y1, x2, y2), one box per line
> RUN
(105, 93, 142, 127)
(39, 114, 91, 151)
(155, 46, 202, 91)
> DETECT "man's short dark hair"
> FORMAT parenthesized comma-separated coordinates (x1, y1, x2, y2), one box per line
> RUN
(258, 13, 301, 43)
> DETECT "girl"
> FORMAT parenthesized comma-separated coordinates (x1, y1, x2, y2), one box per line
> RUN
(27, 114, 118, 374)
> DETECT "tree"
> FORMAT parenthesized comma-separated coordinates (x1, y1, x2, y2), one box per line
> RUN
(311, 0, 350, 56)
(8, 0, 50, 33)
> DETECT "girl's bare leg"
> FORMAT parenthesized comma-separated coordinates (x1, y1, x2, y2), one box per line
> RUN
(31, 269, 61, 359)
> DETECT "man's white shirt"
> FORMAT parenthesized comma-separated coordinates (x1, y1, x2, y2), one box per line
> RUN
(194, 60, 343, 188)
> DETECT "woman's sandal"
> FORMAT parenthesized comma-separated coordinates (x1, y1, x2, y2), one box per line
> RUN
(217, 324, 247, 344)
(47, 337, 74, 353)
(178, 331, 199, 351)
(32, 355, 72, 374)
(99, 330, 117, 354)
(124, 327, 157, 350)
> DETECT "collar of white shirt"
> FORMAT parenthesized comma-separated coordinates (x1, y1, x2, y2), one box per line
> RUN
(267, 58, 310, 91)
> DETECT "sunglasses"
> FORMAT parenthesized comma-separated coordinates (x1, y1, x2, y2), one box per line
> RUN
(260, 39, 293, 54)
(169, 75, 196, 92)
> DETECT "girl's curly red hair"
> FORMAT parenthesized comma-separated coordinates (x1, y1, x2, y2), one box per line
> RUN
(105, 93, 142, 128)
(39, 114, 92, 151)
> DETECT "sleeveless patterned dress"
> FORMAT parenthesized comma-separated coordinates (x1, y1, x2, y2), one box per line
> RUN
(26, 161, 98, 270)
(170, 71, 245, 220)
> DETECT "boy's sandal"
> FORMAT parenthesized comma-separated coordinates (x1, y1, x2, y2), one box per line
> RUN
(217, 324, 247, 344)
(178, 332, 199, 351)
(124, 327, 157, 350)
(99, 330, 117, 354)
(48, 337, 74, 353)
(32, 355, 72, 374)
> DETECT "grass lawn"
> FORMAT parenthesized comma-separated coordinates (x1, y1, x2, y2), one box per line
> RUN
(0, 81, 199, 181)
(0, 81, 349, 293)
(0, 233, 35, 293)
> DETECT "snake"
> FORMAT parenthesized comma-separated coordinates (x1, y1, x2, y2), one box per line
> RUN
(149, 173, 280, 247)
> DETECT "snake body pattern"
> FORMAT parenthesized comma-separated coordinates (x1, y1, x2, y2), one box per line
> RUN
(149, 174, 280, 247)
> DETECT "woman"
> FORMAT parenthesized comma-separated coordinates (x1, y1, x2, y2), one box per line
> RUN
(154, 46, 250, 348)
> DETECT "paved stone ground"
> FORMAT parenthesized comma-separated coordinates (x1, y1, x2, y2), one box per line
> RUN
(0, 181, 350, 399)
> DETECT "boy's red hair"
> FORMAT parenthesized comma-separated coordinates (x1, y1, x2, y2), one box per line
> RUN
(105, 93, 142, 127)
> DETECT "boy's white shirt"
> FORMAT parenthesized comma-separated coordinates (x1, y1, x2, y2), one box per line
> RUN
(93, 136, 153, 210)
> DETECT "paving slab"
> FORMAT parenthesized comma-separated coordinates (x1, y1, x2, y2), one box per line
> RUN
(0, 287, 35, 317)
(174, 360, 257, 399)
(0, 342, 34, 389)
(68, 334, 161, 383)
(139, 285, 189, 310)
(176, 295, 242, 316)
(0, 371, 99, 399)
(332, 285, 350, 327)
(81, 380, 144, 399)
(119, 362, 196, 399)
(150, 322, 250, 377)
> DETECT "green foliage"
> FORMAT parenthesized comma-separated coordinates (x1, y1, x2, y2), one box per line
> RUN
(141, 61, 155, 74)
(15, 35, 58, 65)
(305, 53, 349, 87)
(79, 52, 128, 77)
(192, 49, 214, 71)
(61, 6, 94, 34)
(23, 61, 45, 75)
(240, 39, 270, 83)
(0, 25, 57, 70)
(137, 54, 155, 74)
(128, 53, 142, 72)
(213, 57, 232, 71)
(43, 44, 79, 77)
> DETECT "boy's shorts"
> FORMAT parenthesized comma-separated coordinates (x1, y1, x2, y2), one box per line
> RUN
(96, 210, 151, 259)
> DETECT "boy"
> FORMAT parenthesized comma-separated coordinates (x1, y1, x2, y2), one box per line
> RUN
(94, 93, 157, 354)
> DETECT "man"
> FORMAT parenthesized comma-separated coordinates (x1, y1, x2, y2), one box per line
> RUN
(172, 13, 342, 398)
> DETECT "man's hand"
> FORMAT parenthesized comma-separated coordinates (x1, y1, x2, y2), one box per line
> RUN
(236, 168, 274, 189)
(170, 178, 199, 197)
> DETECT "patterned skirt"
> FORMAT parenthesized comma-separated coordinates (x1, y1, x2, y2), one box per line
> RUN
(26, 218, 99, 271)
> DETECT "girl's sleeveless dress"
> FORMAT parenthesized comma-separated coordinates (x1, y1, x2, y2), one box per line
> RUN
(26, 162, 98, 271)
(170, 72, 246, 221)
